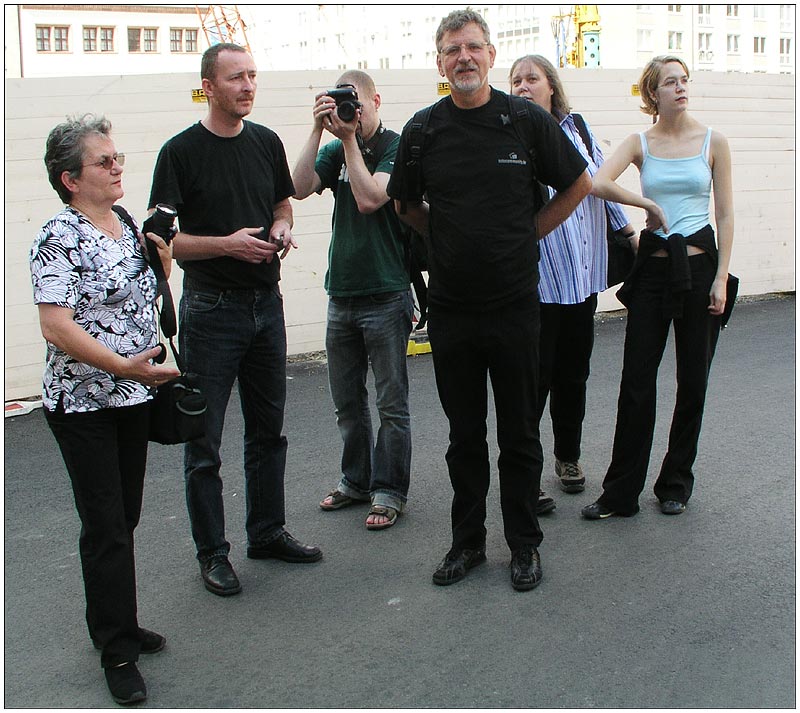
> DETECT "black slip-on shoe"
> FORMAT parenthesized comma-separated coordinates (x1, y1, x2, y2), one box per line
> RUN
(660, 500, 687, 515)
(104, 662, 146, 705)
(581, 501, 639, 520)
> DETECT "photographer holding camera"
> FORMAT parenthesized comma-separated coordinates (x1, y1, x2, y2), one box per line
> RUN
(292, 70, 413, 531)
(148, 43, 322, 599)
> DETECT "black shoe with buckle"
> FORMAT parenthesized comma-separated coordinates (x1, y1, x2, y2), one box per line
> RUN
(104, 662, 147, 705)
(510, 546, 543, 591)
(432, 547, 486, 586)
(247, 531, 323, 563)
(201, 555, 242, 596)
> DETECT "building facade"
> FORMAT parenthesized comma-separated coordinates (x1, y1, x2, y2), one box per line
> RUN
(4, 4, 795, 78)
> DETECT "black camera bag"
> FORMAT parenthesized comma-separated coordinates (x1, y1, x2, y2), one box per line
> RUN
(113, 205, 207, 444)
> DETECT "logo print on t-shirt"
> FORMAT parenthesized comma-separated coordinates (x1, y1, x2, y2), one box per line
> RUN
(498, 151, 527, 166)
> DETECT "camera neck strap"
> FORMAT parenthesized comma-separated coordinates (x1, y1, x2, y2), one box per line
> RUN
(112, 205, 183, 369)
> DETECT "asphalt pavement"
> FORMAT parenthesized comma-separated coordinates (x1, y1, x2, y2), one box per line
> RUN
(3, 296, 795, 709)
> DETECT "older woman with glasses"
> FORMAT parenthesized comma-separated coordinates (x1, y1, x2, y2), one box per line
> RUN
(509, 54, 635, 512)
(581, 55, 734, 520)
(30, 114, 179, 704)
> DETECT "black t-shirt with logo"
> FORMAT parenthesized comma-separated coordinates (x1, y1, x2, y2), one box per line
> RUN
(388, 88, 587, 311)
(148, 120, 295, 290)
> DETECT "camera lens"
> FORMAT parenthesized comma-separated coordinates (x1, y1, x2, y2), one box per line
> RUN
(337, 101, 357, 123)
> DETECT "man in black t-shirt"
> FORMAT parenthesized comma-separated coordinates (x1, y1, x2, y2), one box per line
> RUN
(148, 43, 322, 598)
(387, 9, 591, 592)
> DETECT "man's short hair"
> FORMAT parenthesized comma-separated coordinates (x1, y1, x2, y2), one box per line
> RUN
(335, 70, 376, 100)
(435, 9, 491, 52)
(201, 42, 249, 81)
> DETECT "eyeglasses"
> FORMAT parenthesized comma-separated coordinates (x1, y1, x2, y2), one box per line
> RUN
(82, 153, 125, 170)
(659, 76, 691, 90)
(438, 41, 491, 58)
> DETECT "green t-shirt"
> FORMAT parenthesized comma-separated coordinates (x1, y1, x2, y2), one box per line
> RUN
(315, 134, 409, 296)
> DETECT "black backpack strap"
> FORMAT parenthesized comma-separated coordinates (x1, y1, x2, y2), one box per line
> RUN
(360, 124, 398, 173)
(505, 94, 550, 210)
(112, 205, 180, 350)
(571, 112, 593, 157)
(399, 103, 437, 214)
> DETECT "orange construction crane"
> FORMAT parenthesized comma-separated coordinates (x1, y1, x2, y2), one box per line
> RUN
(196, 5, 251, 51)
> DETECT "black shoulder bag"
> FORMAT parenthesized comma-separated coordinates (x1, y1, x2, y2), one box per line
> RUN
(113, 205, 207, 445)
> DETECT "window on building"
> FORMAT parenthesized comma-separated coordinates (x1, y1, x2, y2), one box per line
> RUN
(779, 37, 792, 64)
(753, 36, 766, 54)
(128, 27, 157, 53)
(83, 26, 114, 52)
(169, 28, 198, 52)
(83, 27, 97, 52)
(54, 26, 69, 52)
(753, 6, 765, 20)
(727, 34, 740, 54)
(100, 27, 114, 52)
(698, 32, 713, 61)
(668, 31, 683, 50)
(380, 57, 390, 69)
(35, 26, 51, 52)
(637, 28, 653, 50)
(726, 5, 738, 17)
(143, 28, 157, 52)
(667, 5, 682, 12)
(780, 5, 793, 27)
(38, 25, 70, 52)
(697, 4, 712, 25)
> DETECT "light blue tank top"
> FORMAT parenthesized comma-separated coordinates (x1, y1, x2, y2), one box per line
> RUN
(639, 128, 712, 238)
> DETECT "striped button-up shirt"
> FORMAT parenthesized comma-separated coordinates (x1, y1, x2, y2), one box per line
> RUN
(539, 113, 630, 304)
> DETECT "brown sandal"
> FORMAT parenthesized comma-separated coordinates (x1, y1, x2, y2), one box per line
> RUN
(365, 505, 399, 530)
(320, 490, 367, 511)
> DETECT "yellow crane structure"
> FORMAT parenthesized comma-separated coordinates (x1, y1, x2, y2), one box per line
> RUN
(552, 5, 601, 69)
(195, 5, 251, 51)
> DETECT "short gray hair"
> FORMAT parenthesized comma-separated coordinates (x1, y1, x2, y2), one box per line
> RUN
(435, 8, 491, 51)
(44, 114, 112, 204)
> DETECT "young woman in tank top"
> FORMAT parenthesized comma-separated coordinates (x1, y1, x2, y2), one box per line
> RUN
(581, 55, 734, 520)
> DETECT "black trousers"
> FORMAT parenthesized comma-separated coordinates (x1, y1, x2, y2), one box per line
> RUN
(538, 294, 598, 462)
(599, 255, 721, 512)
(44, 401, 149, 668)
(427, 298, 543, 552)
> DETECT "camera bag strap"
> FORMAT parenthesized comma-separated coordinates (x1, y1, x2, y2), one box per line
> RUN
(112, 204, 183, 369)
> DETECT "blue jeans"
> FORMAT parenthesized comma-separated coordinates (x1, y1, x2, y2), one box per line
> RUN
(325, 290, 413, 512)
(179, 283, 288, 561)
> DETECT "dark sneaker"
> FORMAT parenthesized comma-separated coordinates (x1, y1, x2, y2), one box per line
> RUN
(537, 490, 556, 515)
(509, 546, 543, 591)
(104, 662, 146, 705)
(432, 547, 486, 586)
(556, 459, 586, 493)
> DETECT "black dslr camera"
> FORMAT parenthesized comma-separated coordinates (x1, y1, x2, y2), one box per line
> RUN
(327, 87, 362, 122)
(141, 203, 178, 245)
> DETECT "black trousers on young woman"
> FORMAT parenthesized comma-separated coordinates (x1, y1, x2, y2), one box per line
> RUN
(44, 401, 149, 669)
(598, 254, 721, 512)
